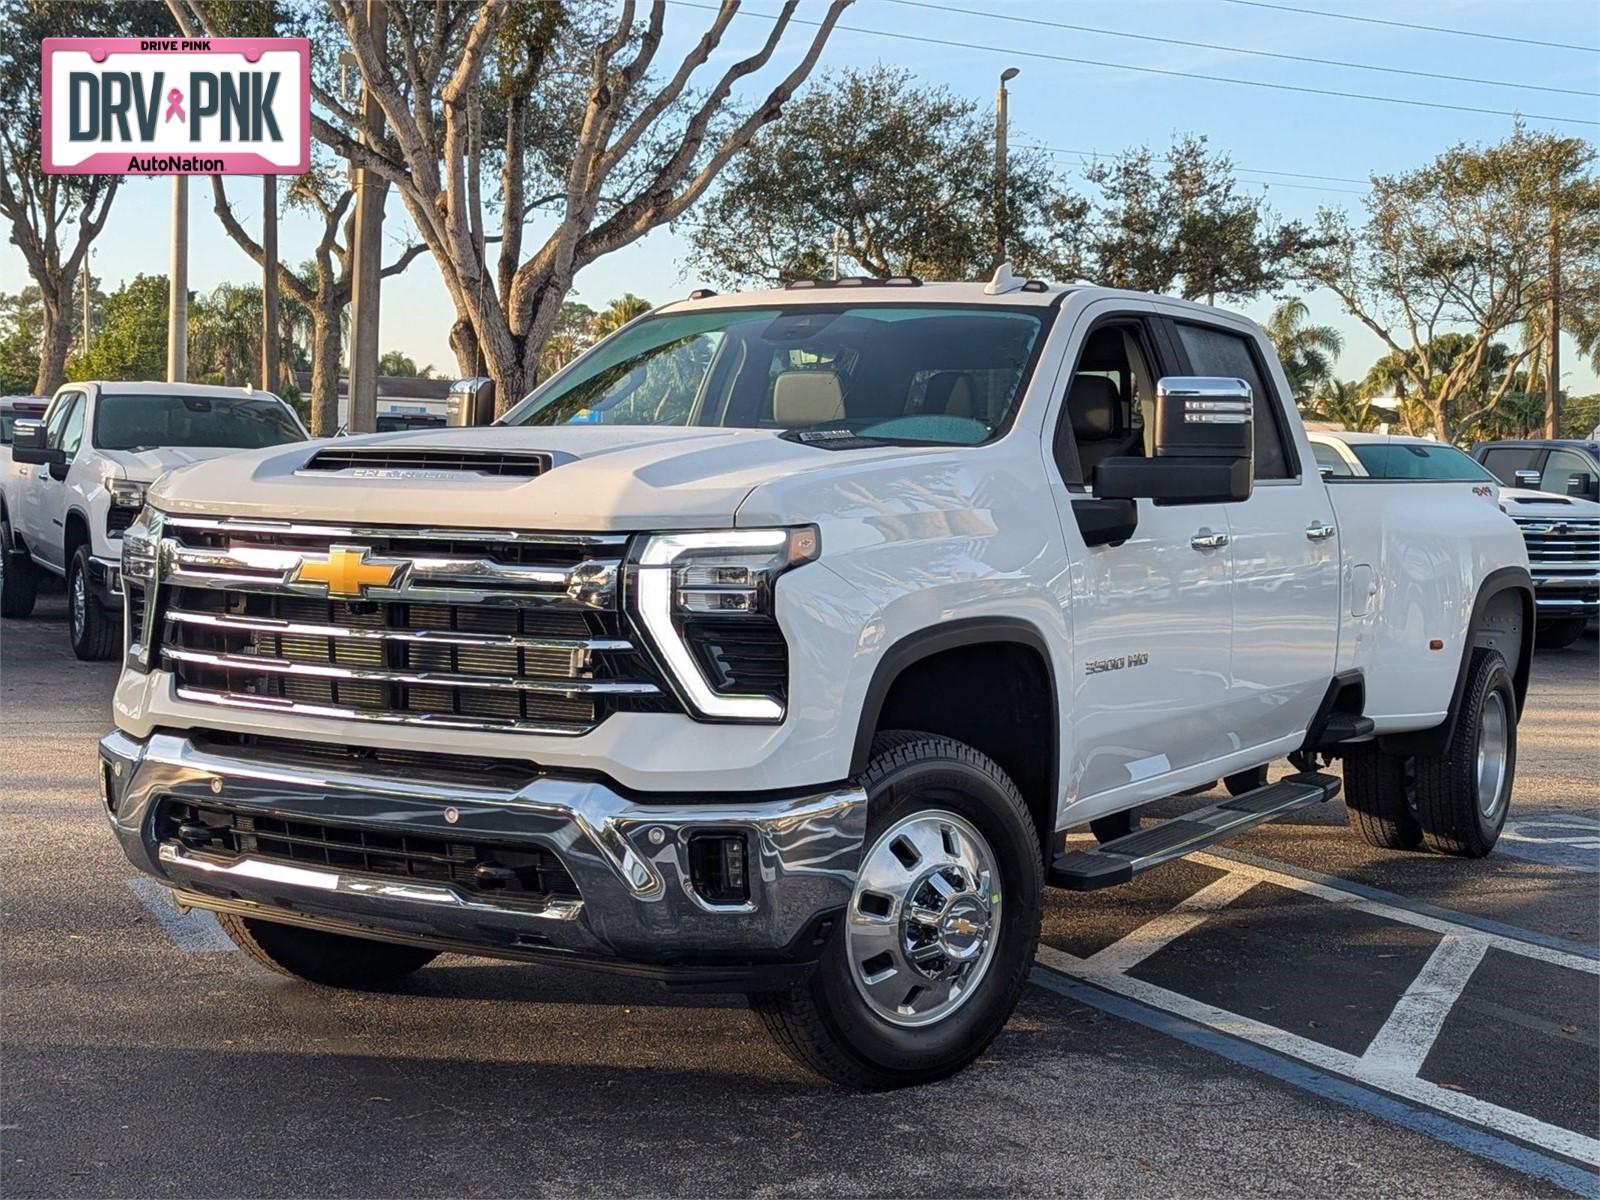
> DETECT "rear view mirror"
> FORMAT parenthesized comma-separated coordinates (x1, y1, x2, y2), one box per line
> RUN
(1513, 469, 1541, 489)
(1567, 471, 1597, 501)
(10, 418, 62, 468)
(1093, 377, 1254, 506)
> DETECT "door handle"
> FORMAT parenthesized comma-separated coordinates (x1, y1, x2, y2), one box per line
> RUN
(1190, 529, 1230, 550)
(1305, 520, 1336, 541)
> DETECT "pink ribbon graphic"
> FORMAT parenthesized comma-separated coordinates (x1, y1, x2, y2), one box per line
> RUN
(164, 88, 185, 123)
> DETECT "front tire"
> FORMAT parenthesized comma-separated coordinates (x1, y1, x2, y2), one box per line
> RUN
(0, 514, 37, 618)
(67, 545, 118, 660)
(752, 732, 1043, 1089)
(219, 914, 438, 988)
(1412, 650, 1517, 857)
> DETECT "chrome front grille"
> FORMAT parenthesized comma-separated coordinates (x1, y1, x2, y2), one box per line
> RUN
(132, 516, 676, 735)
(1511, 516, 1600, 564)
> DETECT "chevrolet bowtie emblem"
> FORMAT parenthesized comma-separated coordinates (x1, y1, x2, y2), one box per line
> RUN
(292, 545, 402, 598)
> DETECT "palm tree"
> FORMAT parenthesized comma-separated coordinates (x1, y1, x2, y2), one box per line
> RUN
(1265, 298, 1343, 402)
(1304, 378, 1381, 432)
(591, 294, 652, 339)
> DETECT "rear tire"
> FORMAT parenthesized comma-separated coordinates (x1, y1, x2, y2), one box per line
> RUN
(1412, 650, 1516, 858)
(0, 514, 37, 618)
(1342, 742, 1423, 850)
(67, 545, 118, 660)
(219, 914, 438, 988)
(751, 731, 1043, 1090)
(1534, 618, 1586, 650)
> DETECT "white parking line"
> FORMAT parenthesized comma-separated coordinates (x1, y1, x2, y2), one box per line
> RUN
(1084, 871, 1259, 973)
(125, 878, 236, 953)
(1361, 935, 1490, 1076)
(1035, 846, 1600, 1169)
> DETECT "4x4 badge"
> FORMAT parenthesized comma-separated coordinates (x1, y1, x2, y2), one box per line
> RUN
(292, 545, 402, 598)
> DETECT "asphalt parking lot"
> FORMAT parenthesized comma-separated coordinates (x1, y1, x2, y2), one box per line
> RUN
(3, 594, 1597, 1199)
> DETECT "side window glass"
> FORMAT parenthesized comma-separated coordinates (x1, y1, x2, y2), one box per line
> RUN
(1480, 446, 1542, 484)
(1174, 324, 1293, 480)
(43, 392, 80, 447)
(1055, 320, 1156, 488)
(1311, 441, 1353, 476)
(46, 393, 84, 451)
(59, 396, 87, 458)
(1541, 449, 1588, 495)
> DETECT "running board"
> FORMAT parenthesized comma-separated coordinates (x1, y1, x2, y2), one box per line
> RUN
(1049, 771, 1342, 891)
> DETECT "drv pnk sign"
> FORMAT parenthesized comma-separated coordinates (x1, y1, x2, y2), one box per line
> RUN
(42, 38, 310, 175)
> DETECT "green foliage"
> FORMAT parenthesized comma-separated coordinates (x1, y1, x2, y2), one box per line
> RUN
(684, 67, 1061, 286)
(1048, 135, 1323, 304)
(1301, 379, 1381, 433)
(1265, 298, 1342, 401)
(378, 351, 436, 378)
(67, 275, 170, 383)
(1300, 125, 1600, 439)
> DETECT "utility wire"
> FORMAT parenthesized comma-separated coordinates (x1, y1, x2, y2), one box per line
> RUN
(1018, 143, 1369, 191)
(881, 0, 1599, 99)
(666, 1, 1599, 128)
(1214, 0, 1600, 54)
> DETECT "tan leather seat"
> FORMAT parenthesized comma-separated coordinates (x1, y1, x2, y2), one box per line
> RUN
(923, 372, 975, 419)
(772, 370, 845, 425)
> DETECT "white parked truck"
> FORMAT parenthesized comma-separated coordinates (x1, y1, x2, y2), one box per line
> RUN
(3, 382, 307, 653)
(100, 274, 1533, 1088)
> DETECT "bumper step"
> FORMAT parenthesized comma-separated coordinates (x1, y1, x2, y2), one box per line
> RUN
(1315, 713, 1376, 747)
(1050, 771, 1341, 892)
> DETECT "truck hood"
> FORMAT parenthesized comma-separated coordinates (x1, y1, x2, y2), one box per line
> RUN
(1498, 486, 1600, 516)
(101, 445, 264, 483)
(146, 425, 940, 531)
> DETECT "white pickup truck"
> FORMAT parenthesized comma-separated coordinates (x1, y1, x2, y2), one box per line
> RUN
(100, 273, 1533, 1088)
(3, 382, 307, 655)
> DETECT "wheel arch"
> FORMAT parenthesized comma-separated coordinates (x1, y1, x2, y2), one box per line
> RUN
(851, 617, 1060, 856)
(63, 506, 93, 561)
(1380, 565, 1533, 758)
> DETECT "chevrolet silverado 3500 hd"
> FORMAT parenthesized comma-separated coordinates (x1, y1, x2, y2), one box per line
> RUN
(100, 272, 1533, 1088)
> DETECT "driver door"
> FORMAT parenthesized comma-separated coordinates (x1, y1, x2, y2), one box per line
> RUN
(22, 390, 84, 570)
(1044, 304, 1236, 810)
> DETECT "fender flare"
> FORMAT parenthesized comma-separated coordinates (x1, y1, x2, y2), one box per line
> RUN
(849, 616, 1060, 789)
(1379, 564, 1534, 758)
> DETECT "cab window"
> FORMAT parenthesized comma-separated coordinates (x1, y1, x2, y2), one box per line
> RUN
(1173, 322, 1295, 480)
(1054, 322, 1156, 487)
(1541, 449, 1593, 496)
(1311, 441, 1354, 477)
(1479, 445, 1542, 484)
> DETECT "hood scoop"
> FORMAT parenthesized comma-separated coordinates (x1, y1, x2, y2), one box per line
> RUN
(302, 446, 563, 479)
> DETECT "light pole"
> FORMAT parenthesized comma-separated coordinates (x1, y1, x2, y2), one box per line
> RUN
(995, 67, 1019, 268)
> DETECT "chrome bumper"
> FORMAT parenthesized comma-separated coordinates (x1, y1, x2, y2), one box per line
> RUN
(100, 730, 867, 987)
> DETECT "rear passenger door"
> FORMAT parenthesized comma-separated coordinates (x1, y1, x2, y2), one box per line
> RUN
(1169, 317, 1340, 749)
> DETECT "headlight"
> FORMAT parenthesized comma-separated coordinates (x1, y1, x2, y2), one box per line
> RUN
(632, 527, 819, 722)
(102, 475, 148, 510)
(120, 506, 163, 672)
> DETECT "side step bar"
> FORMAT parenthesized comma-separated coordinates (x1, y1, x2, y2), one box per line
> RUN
(1049, 771, 1342, 892)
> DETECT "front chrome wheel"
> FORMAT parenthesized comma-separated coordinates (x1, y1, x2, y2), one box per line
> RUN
(1476, 689, 1510, 823)
(846, 809, 1001, 1028)
(70, 564, 87, 636)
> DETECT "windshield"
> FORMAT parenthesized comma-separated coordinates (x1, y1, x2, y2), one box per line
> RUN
(1350, 441, 1497, 482)
(502, 305, 1050, 446)
(94, 393, 306, 452)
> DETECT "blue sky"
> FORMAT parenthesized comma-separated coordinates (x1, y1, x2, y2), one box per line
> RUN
(7, 0, 1598, 391)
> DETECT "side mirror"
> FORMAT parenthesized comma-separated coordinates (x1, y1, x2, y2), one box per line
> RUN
(1566, 471, 1597, 500)
(1513, 468, 1542, 489)
(1093, 377, 1254, 506)
(10, 418, 63, 468)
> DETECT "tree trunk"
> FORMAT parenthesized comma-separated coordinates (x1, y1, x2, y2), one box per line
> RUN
(309, 306, 342, 436)
(35, 287, 72, 395)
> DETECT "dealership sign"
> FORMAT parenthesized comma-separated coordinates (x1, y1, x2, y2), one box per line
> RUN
(42, 37, 310, 175)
